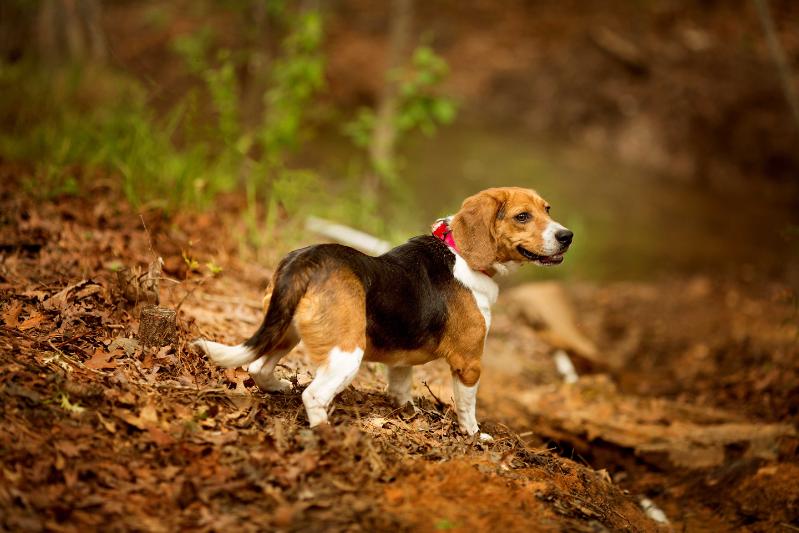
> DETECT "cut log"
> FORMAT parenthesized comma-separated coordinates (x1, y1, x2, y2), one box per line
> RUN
(518, 376, 796, 470)
(138, 305, 176, 348)
(502, 282, 600, 365)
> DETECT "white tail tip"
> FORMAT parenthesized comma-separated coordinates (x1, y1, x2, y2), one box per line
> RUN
(192, 339, 257, 368)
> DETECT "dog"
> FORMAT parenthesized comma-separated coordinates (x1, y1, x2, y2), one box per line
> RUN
(194, 187, 572, 438)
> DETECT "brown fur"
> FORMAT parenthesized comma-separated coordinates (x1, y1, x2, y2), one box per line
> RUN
(440, 283, 487, 386)
(260, 279, 302, 352)
(451, 187, 554, 272)
(260, 187, 558, 411)
(363, 280, 486, 382)
(293, 268, 366, 363)
(268, 265, 488, 375)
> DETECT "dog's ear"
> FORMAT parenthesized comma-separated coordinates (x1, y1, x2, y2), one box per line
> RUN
(451, 189, 506, 271)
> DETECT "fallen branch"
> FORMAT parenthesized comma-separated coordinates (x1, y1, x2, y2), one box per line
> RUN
(421, 380, 447, 411)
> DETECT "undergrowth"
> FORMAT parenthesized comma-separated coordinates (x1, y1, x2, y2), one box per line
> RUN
(0, 4, 456, 254)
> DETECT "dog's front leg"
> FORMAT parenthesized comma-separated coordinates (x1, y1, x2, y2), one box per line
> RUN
(451, 369, 493, 442)
(387, 365, 414, 406)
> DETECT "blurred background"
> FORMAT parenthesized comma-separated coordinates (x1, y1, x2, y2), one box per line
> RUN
(1, 0, 798, 283)
(2, 3, 799, 529)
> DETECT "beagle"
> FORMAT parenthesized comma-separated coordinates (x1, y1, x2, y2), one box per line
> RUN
(194, 187, 572, 437)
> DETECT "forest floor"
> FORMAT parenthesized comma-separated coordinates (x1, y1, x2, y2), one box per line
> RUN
(1, 170, 798, 532)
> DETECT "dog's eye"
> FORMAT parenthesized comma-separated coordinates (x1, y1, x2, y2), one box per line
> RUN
(545, 205, 551, 213)
(514, 212, 531, 223)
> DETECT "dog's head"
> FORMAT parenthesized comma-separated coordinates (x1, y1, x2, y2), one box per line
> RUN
(450, 187, 573, 272)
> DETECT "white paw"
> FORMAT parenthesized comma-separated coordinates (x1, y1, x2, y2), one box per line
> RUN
(479, 432, 494, 442)
(266, 378, 293, 393)
(305, 406, 328, 427)
(459, 421, 480, 436)
(253, 375, 292, 393)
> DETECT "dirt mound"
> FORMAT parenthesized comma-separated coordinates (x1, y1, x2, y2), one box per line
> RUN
(0, 174, 659, 532)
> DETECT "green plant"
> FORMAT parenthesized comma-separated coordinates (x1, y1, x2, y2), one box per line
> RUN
(249, 9, 325, 243)
(0, 59, 235, 209)
(0, 4, 458, 253)
(58, 392, 86, 414)
(344, 44, 457, 194)
(205, 261, 223, 276)
(171, 9, 326, 247)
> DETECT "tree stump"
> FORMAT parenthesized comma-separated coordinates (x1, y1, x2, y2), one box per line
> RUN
(138, 305, 176, 347)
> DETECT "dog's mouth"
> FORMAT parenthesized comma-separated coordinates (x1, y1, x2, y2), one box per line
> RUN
(517, 245, 565, 266)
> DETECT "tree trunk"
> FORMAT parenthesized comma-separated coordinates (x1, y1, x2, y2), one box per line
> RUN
(36, 0, 107, 64)
(365, 0, 413, 199)
(753, 0, 799, 142)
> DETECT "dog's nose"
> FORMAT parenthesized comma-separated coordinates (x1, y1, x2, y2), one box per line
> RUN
(555, 229, 573, 245)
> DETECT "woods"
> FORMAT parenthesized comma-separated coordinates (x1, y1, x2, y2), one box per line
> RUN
(1, 1, 798, 531)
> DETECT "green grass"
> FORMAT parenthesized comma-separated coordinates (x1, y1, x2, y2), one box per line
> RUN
(0, 6, 457, 260)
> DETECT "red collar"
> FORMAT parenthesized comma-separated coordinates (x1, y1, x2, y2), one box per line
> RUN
(432, 219, 494, 277)
(432, 219, 460, 253)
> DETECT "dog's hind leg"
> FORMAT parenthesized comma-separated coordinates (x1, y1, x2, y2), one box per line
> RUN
(294, 269, 367, 427)
(302, 346, 364, 426)
(245, 325, 299, 392)
(242, 284, 299, 392)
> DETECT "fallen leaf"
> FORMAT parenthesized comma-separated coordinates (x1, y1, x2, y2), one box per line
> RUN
(18, 311, 45, 331)
(42, 280, 98, 311)
(97, 412, 117, 434)
(224, 368, 250, 394)
(85, 347, 120, 370)
(55, 441, 82, 457)
(22, 290, 47, 301)
(369, 417, 388, 429)
(119, 398, 160, 430)
(74, 284, 102, 300)
(108, 337, 140, 357)
(142, 350, 154, 370)
(147, 427, 174, 446)
(1, 300, 22, 327)
(198, 430, 239, 445)
(139, 400, 159, 426)
(64, 469, 78, 489)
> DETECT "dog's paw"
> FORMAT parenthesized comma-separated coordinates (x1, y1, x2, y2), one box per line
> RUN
(388, 391, 414, 407)
(267, 378, 293, 393)
(306, 406, 329, 428)
(478, 432, 494, 442)
(391, 395, 416, 409)
(253, 375, 292, 393)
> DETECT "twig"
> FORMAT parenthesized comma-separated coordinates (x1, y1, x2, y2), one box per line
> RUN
(47, 339, 108, 376)
(129, 381, 229, 394)
(139, 214, 157, 261)
(421, 380, 447, 411)
(176, 277, 208, 313)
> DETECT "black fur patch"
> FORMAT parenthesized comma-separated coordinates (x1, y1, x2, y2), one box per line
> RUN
(244, 236, 458, 354)
(362, 236, 456, 350)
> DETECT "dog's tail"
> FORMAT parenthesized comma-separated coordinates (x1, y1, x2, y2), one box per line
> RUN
(193, 247, 315, 368)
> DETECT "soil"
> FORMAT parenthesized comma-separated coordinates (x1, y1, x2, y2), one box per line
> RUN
(1, 167, 797, 532)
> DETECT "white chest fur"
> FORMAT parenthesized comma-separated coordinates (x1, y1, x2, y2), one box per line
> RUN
(452, 252, 498, 331)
